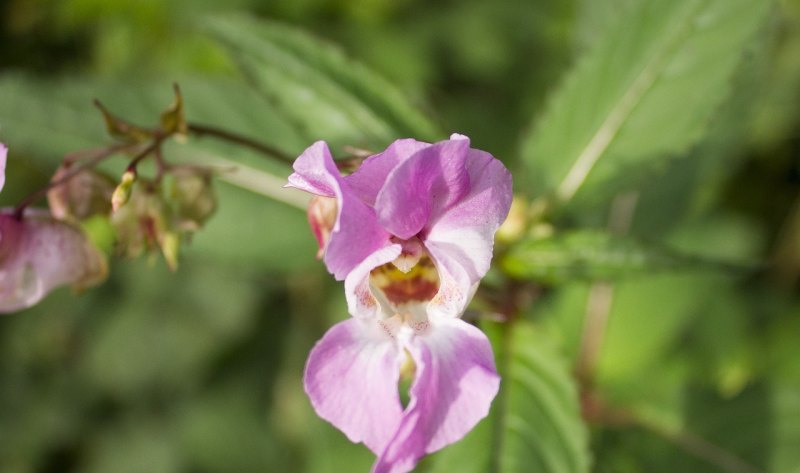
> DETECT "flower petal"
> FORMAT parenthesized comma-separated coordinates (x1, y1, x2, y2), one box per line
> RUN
(375, 136, 471, 240)
(423, 147, 512, 317)
(372, 317, 500, 473)
(0, 143, 6, 192)
(344, 244, 402, 319)
(0, 210, 107, 313)
(344, 139, 431, 206)
(304, 317, 405, 455)
(287, 141, 391, 280)
(285, 141, 339, 197)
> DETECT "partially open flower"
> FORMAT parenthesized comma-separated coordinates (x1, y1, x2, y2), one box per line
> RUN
(287, 134, 512, 473)
(0, 144, 107, 313)
(0, 210, 107, 313)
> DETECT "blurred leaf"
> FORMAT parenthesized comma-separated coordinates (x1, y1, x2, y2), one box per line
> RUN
(502, 230, 731, 285)
(597, 273, 728, 395)
(770, 382, 800, 473)
(427, 321, 590, 473)
(749, 0, 800, 150)
(81, 260, 260, 399)
(176, 387, 288, 473)
(80, 418, 183, 473)
(519, 0, 771, 206)
(574, 0, 637, 48)
(205, 15, 442, 150)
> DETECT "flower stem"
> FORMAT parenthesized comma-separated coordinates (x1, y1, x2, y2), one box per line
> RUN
(187, 122, 294, 166)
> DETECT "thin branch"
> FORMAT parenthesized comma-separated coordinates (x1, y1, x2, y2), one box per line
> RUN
(12, 143, 135, 219)
(187, 123, 294, 166)
(126, 139, 162, 172)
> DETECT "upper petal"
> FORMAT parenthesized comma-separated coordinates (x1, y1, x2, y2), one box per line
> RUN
(0, 210, 107, 313)
(287, 141, 391, 280)
(0, 143, 6, 192)
(374, 136, 471, 240)
(422, 147, 512, 316)
(286, 141, 339, 197)
(344, 139, 431, 206)
(372, 317, 500, 473)
(304, 317, 405, 455)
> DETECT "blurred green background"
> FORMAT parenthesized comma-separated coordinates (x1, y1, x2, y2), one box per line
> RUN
(1, 0, 799, 472)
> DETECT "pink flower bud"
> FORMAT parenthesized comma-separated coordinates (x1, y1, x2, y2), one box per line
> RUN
(306, 196, 337, 259)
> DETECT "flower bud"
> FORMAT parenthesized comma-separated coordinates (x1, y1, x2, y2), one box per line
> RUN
(47, 165, 115, 221)
(0, 210, 107, 313)
(170, 169, 217, 231)
(307, 196, 337, 259)
(111, 183, 183, 270)
(111, 170, 137, 212)
(111, 184, 162, 259)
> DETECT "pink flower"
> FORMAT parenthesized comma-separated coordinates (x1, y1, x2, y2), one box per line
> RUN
(287, 134, 512, 473)
(0, 144, 107, 313)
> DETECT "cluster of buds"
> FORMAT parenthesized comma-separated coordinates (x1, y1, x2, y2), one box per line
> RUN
(109, 168, 216, 270)
(1, 85, 218, 313)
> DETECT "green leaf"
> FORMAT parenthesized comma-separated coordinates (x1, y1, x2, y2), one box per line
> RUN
(501, 230, 728, 285)
(205, 15, 442, 150)
(519, 0, 771, 207)
(426, 321, 590, 473)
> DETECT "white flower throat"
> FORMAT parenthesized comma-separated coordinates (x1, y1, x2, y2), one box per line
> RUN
(369, 238, 440, 326)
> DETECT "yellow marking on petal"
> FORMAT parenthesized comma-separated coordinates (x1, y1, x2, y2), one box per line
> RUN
(370, 256, 440, 306)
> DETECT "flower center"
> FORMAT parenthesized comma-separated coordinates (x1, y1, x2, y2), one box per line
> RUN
(369, 237, 440, 326)
(370, 255, 440, 307)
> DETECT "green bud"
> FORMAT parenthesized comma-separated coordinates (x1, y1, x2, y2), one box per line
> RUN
(111, 170, 137, 212)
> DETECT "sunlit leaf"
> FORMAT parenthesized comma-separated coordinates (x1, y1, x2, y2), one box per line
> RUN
(519, 0, 770, 207)
(206, 15, 441, 150)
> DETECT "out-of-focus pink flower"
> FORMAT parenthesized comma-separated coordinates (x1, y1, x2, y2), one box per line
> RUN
(287, 134, 512, 473)
(0, 144, 107, 313)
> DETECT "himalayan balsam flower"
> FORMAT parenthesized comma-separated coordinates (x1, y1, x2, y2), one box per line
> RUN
(287, 134, 512, 473)
(0, 144, 106, 313)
